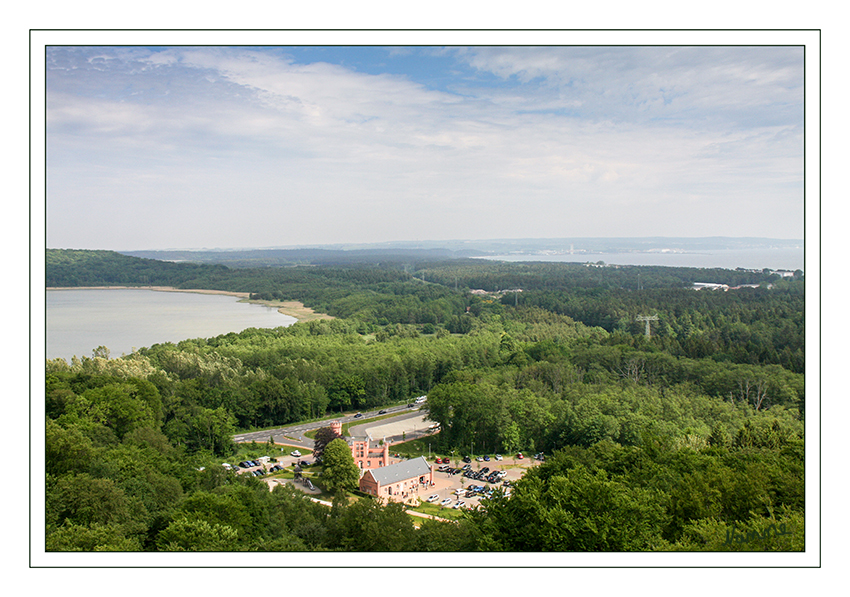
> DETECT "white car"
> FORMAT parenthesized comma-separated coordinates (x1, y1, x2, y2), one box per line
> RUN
(440, 498, 453, 506)
(453, 501, 465, 509)
(290, 450, 301, 457)
(495, 454, 503, 461)
(427, 494, 440, 502)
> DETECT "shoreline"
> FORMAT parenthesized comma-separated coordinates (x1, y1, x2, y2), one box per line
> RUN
(46, 286, 334, 323)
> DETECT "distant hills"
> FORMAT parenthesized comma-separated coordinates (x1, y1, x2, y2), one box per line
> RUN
(119, 237, 802, 268)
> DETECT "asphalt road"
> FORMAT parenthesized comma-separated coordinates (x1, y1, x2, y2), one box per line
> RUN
(233, 403, 434, 450)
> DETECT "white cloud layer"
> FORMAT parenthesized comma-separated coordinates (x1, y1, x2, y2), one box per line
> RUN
(46, 45, 804, 250)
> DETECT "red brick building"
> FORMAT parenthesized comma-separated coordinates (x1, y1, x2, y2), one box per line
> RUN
(329, 419, 390, 471)
(359, 456, 434, 503)
(349, 436, 391, 470)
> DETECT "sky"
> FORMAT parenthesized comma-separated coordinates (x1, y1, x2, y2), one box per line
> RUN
(45, 44, 805, 251)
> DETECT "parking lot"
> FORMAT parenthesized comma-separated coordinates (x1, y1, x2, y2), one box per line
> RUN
(224, 448, 315, 478)
(412, 455, 539, 513)
(231, 407, 541, 516)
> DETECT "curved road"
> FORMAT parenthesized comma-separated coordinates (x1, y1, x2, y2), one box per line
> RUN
(233, 404, 436, 451)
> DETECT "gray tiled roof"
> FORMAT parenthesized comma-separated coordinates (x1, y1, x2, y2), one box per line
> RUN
(367, 456, 432, 486)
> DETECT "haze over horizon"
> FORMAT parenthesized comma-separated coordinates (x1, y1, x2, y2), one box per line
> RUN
(47, 42, 804, 252)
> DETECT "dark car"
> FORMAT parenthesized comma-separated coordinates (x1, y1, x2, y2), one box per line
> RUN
(462, 456, 472, 463)
(353, 413, 363, 418)
(378, 409, 387, 414)
(483, 455, 490, 461)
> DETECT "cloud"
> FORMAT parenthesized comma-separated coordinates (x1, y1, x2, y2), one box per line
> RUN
(45, 45, 804, 250)
(451, 46, 803, 127)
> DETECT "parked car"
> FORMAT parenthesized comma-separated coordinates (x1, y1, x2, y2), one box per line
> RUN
(453, 501, 465, 509)
(483, 455, 490, 461)
(427, 494, 440, 502)
(290, 450, 301, 457)
(440, 498, 453, 506)
(516, 453, 524, 459)
(462, 455, 471, 463)
(481, 467, 490, 474)
(495, 454, 503, 461)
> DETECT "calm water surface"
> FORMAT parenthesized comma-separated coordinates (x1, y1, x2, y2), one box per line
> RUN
(47, 289, 296, 361)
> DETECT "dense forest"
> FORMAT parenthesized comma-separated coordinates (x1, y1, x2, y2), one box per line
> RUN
(44, 249, 805, 552)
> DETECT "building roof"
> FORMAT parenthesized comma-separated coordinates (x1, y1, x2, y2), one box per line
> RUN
(348, 436, 384, 450)
(365, 456, 432, 486)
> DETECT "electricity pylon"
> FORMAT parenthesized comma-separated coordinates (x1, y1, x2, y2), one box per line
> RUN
(636, 314, 659, 338)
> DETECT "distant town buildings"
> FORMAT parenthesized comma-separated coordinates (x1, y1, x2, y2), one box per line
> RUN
(692, 282, 730, 291)
(469, 288, 523, 298)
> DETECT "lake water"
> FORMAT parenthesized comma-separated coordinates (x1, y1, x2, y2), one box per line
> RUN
(46, 289, 297, 362)
(477, 246, 805, 271)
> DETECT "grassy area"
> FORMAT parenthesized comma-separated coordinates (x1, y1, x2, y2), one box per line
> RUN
(389, 437, 442, 460)
(408, 500, 465, 521)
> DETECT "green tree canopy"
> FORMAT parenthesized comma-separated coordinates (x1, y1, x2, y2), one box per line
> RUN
(321, 438, 360, 495)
